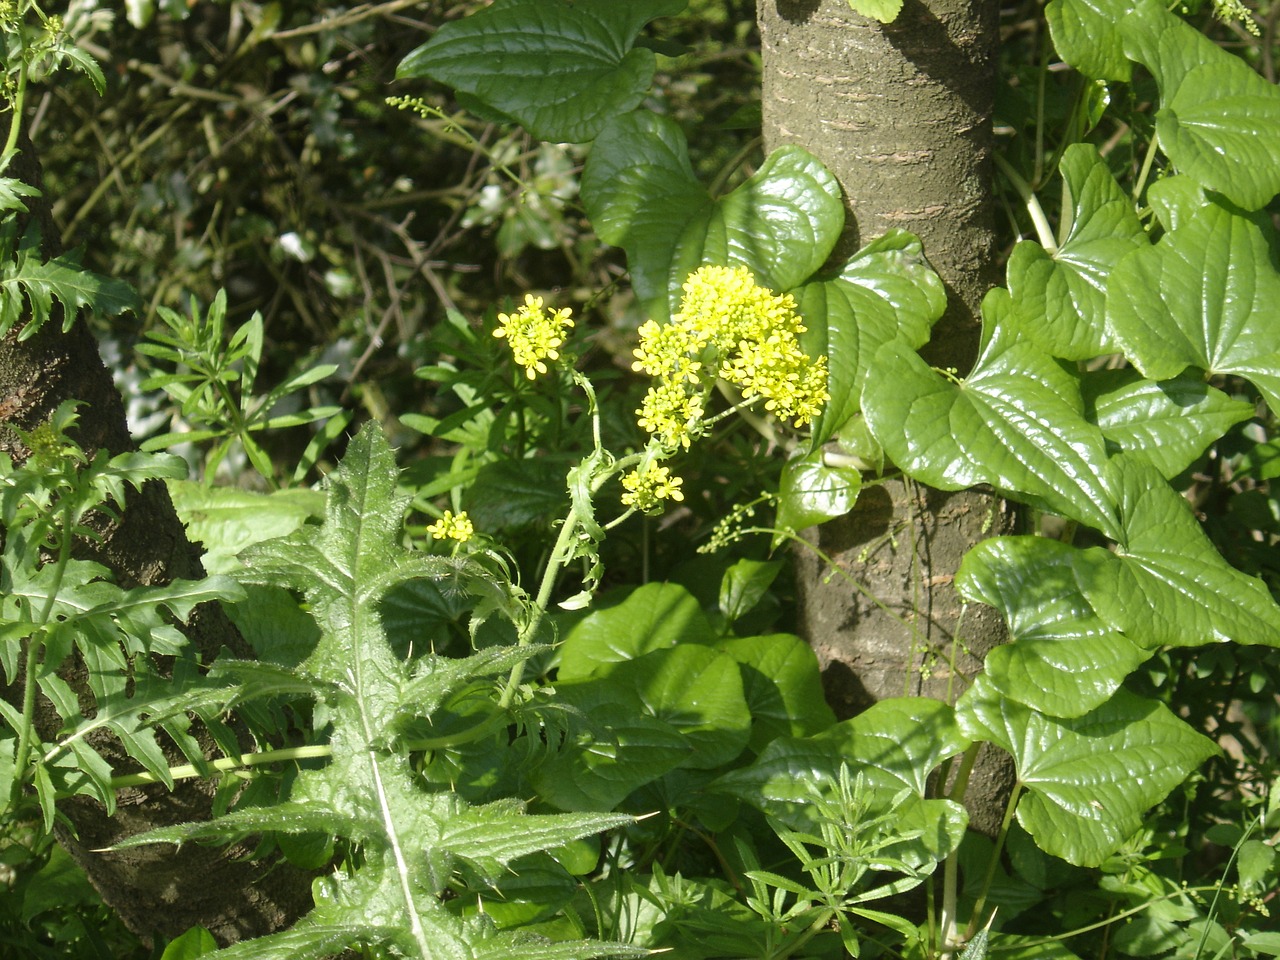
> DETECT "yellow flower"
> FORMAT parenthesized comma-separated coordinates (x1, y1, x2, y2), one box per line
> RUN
(631, 265, 828, 444)
(426, 510, 474, 543)
(620, 463, 685, 513)
(493, 294, 574, 380)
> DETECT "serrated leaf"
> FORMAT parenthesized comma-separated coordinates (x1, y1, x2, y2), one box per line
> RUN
(863, 289, 1118, 537)
(1081, 369, 1253, 479)
(556, 581, 717, 680)
(776, 448, 861, 532)
(1107, 193, 1280, 412)
(1006, 144, 1144, 359)
(0, 234, 141, 340)
(396, 0, 685, 143)
(1071, 455, 1280, 648)
(957, 676, 1218, 866)
(796, 230, 945, 446)
(956, 537, 1148, 718)
(440, 801, 631, 880)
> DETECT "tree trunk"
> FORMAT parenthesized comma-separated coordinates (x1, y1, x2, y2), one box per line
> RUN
(758, 0, 1016, 837)
(0, 144, 312, 947)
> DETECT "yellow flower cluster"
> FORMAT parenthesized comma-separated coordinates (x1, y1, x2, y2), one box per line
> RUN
(620, 463, 685, 513)
(426, 510, 474, 543)
(493, 294, 574, 380)
(632, 265, 828, 451)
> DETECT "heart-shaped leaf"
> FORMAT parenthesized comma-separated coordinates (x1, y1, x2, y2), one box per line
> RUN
(581, 111, 709, 319)
(958, 676, 1218, 867)
(1006, 144, 1145, 359)
(669, 146, 844, 310)
(1107, 191, 1280, 412)
(1081, 368, 1254, 479)
(556, 581, 717, 680)
(716, 632, 836, 751)
(1071, 455, 1280, 648)
(1044, 0, 1131, 81)
(776, 448, 862, 533)
(863, 289, 1118, 538)
(796, 230, 945, 447)
(957, 537, 1147, 718)
(397, 0, 685, 142)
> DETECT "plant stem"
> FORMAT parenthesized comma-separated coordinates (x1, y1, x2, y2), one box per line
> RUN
(100, 744, 334, 793)
(993, 152, 1057, 252)
(11, 504, 74, 810)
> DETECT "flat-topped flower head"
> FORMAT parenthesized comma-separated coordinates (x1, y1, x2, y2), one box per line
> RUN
(493, 294, 574, 380)
(426, 510, 474, 543)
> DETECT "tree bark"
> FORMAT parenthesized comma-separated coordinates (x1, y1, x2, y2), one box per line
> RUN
(758, 0, 1016, 837)
(0, 144, 313, 947)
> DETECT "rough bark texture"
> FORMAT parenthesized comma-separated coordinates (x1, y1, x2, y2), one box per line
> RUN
(0, 143, 313, 946)
(759, 0, 1016, 837)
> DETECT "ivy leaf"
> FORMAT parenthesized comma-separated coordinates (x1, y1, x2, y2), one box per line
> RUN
(795, 230, 945, 447)
(1107, 192, 1280, 414)
(1081, 369, 1254, 479)
(957, 676, 1218, 866)
(863, 288, 1118, 538)
(396, 0, 685, 143)
(1071, 455, 1280, 648)
(776, 448, 861, 533)
(669, 145, 844, 311)
(1006, 144, 1145, 359)
(957, 537, 1148, 719)
(581, 111, 709, 320)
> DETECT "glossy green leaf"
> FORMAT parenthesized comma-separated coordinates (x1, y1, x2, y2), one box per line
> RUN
(1071, 455, 1280, 648)
(864, 289, 1118, 538)
(1044, 0, 1131, 80)
(581, 111, 708, 319)
(396, 0, 685, 142)
(1081, 369, 1254, 479)
(1006, 144, 1144, 359)
(668, 145, 844, 312)
(557, 581, 717, 680)
(957, 537, 1147, 718)
(796, 230, 945, 446)
(608, 645, 751, 770)
(776, 448, 861, 533)
(718, 559, 783, 626)
(717, 632, 837, 751)
(1130, 3, 1280, 211)
(1107, 193, 1280, 413)
(957, 676, 1218, 866)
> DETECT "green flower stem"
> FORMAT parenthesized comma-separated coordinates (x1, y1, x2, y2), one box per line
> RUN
(0, 3, 31, 170)
(994, 152, 1056, 253)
